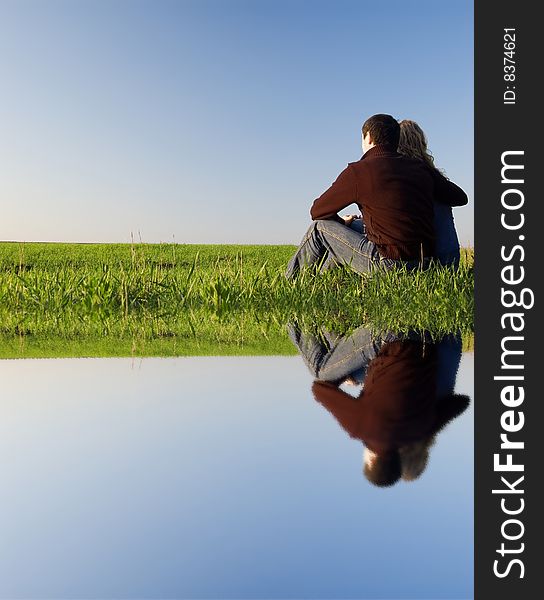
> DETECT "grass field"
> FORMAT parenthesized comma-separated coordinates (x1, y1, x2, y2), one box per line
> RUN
(0, 242, 474, 357)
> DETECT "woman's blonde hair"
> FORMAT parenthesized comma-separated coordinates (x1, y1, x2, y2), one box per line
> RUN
(398, 119, 438, 172)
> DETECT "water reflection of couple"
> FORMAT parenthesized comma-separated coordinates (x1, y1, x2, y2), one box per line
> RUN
(288, 323, 470, 487)
(286, 115, 468, 278)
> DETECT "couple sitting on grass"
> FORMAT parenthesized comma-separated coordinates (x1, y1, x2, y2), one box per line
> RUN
(286, 114, 468, 279)
(288, 322, 469, 487)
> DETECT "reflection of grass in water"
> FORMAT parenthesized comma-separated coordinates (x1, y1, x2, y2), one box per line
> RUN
(0, 317, 475, 359)
(462, 333, 474, 353)
(0, 242, 473, 357)
(0, 313, 298, 358)
(0, 313, 475, 358)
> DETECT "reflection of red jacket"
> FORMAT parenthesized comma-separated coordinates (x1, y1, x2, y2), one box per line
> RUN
(312, 340, 468, 454)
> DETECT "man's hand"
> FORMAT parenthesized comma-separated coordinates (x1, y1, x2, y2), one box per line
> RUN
(342, 214, 361, 226)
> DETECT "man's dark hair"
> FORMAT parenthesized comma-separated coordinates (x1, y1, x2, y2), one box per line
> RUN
(362, 114, 400, 148)
(364, 450, 402, 487)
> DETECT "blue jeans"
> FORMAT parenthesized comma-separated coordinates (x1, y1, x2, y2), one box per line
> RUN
(287, 323, 385, 383)
(286, 219, 383, 279)
(285, 219, 424, 279)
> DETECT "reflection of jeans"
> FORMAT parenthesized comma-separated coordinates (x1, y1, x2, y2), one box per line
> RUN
(287, 323, 384, 383)
(436, 334, 463, 397)
(285, 219, 426, 279)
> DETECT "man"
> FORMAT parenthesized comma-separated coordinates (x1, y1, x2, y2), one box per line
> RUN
(288, 321, 470, 487)
(285, 114, 468, 278)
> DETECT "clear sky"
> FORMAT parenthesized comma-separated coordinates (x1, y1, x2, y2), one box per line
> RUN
(1, 0, 473, 246)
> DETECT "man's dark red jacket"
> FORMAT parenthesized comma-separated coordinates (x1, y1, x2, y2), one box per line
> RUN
(310, 145, 468, 260)
(312, 340, 469, 455)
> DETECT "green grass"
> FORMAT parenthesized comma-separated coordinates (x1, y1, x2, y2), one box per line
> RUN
(0, 241, 293, 271)
(0, 242, 473, 357)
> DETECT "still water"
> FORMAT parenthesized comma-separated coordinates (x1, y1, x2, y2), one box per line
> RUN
(0, 332, 473, 599)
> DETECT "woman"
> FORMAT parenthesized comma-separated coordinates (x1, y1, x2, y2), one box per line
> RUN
(398, 120, 462, 268)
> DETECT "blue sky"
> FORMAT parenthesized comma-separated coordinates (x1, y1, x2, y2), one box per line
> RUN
(1, 0, 473, 245)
